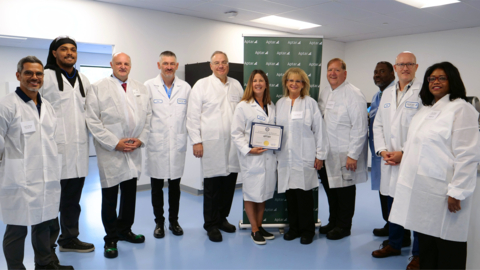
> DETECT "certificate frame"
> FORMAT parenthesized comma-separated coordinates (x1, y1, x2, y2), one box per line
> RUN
(248, 122, 284, 151)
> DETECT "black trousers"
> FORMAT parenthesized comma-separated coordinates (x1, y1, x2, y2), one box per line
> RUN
(285, 189, 315, 238)
(151, 178, 181, 224)
(203, 173, 237, 232)
(101, 178, 137, 243)
(3, 220, 52, 270)
(379, 191, 389, 228)
(319, 167, 356, 230)
(418, 233, 467, 269)
(50, 177, 86, 247)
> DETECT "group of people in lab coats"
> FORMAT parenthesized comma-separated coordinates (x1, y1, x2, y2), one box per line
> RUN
(0, 34, 478, 270)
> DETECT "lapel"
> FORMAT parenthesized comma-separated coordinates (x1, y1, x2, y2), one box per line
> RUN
(154, 74, 170, 100)
(390, 82, 398, 123)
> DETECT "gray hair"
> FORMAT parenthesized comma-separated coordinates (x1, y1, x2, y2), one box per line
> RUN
(17, 56, 43, 73)
(160, 50, 177, 61)
(211, 51, 228, 61)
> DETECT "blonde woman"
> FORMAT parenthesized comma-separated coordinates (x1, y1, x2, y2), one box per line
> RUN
(275, 67, 329, 244)
(231, 70, 276, 245)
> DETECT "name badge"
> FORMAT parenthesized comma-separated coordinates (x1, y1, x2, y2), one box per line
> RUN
(326, 101, 335, 109)
(426, 111, 441, 120)
(291, 111, 303, 120)
(133, 89, 140, 96)
(257, 115, 266, 121)
(384, 103, 391, 108)
(177, 98, 187, 104)
(405, 101, 419, 109)
(153, 99, 163, 104)
(230, 95, 240, 103)
(21, 121, 36, 134)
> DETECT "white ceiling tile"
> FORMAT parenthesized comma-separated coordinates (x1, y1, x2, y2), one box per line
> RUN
(460, 0, 480, 11)
(423, 2, 480, 22)
(336, 0, 418, 15)
(209, 0, 294, 15)
(263, 0, 331, 9)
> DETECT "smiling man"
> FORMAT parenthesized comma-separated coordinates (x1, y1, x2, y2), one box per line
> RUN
(186, 51, 243, 242)
(144, 51, 191, 239)
(318, 58, 368, 240)
(0, 56, 73, 269)
(41, 36, 95, 261)
(372, 51, 422, 270)
(86, 52, 152, 258)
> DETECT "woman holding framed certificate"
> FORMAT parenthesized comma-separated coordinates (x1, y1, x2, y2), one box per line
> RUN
(276, 67, 329, 245)
(231, 70, 277, 245)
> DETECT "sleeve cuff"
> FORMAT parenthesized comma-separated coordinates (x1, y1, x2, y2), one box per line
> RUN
(240, 144, 251, 156)
(447, 185, 472, 201)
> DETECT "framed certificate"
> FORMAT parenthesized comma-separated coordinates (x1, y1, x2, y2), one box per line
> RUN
(248, 122, 284, 151)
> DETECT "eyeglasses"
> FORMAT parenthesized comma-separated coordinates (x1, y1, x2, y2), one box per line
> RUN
(212, 61, 228, 66)
(287, 79, 303, 84)
(395, 63, 416, 69)
(427, 76, 448, 83)
(22, 70, 44, 78)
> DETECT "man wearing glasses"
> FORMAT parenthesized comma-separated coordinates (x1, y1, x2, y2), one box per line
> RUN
(186, 51, 243, 242)
(318, 58, 368, 240)
(0, 56, 73, 269)
(41, 36, 95, 259)
(372, 51, 422, 270)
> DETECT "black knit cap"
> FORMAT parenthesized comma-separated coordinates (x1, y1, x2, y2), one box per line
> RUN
(46, 37, 77, 67)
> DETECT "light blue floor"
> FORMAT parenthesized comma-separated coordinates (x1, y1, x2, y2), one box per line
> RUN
(0, 157, 412, 270)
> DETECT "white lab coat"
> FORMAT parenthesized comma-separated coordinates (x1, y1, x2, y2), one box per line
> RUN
(0, 91, 61, 226)
(40, 69, 90, 179)
(144, 75, 191, 180)
(186, 74, 243, 178)
(86, 77, 152, 188)
(390, 95, 480, 242)
(373, 80, 422, 197)
(276, 96, 329, 193)
(318, 81, 368, 188)
(231, 100, 277, 202)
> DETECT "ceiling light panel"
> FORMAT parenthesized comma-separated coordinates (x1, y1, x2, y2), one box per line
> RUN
(395, 0, 460, 9)
(251, 15, 320, 30)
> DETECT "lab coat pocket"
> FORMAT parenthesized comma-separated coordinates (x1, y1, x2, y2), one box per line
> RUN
(417, 143, 447, 181)
(1, 159, 26, 189)
(176, 133, 188, 152)
(148, 133, 164, 152)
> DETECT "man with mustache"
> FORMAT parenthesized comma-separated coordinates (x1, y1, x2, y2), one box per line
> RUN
(318, 58, 368, 240)
(187, 51, 243, 242)
(370, 61, 395, 237)
(0, 56, 73, 269)
(41, 36, 95, 260)
(86, 52, 152, 258)
(372, 51, 422, 270)
(144, 51, 191, 239)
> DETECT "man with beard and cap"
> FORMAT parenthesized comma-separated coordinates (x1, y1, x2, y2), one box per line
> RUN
(86, 52, 151, 258)
(41, 36, 95, 259)
(144, 51, 191, 239)
(370, 61, 395, 237)
(372, 51, 422, 270)
(186, 51, 243, 242)
(0, 56, 73, 269)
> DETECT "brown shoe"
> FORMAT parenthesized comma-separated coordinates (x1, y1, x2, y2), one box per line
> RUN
(372, 245, 401, 258)
(406, 256, 420, 269)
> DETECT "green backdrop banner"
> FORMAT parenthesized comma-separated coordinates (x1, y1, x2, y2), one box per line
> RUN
(243, 36, 323, 103)
(241, 36, 323, 226)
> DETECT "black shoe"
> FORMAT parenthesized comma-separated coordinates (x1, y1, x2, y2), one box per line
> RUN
(251, 231, 266, 245)
(59, 238, 95, 253)
(153, 223, 165, 239)
(104, 242, 118, 259)
(118, 231, 145, 244)
(169, 221, 184, 236)
(326, 227, 351, 240)
(207, 228, 222, 242)
(382, 236, 411, 248)
(35, 261, 74, 269)
(373, 227, 389, 237)
(283, 230, 299, 241)
(258, 226, 275, 240)
(319, 223, 335, 234)
(219, 220, 236, 233)
(300, 236, 313, 245)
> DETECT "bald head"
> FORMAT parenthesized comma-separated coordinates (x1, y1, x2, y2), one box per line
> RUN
(110, 52, 131, 82)
(394, 51, 418, 86)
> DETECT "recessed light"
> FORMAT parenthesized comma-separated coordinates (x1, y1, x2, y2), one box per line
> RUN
(251, 15, 320, 30)
(395, 0, 460, 9)
(224, 11, 238, 19)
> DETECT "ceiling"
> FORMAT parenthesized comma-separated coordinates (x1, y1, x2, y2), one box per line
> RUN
(86, 0, 480, 42)
(0, 36, 113, 54)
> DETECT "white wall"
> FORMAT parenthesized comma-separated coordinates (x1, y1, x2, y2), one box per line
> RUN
(344, 26, 480, 101)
